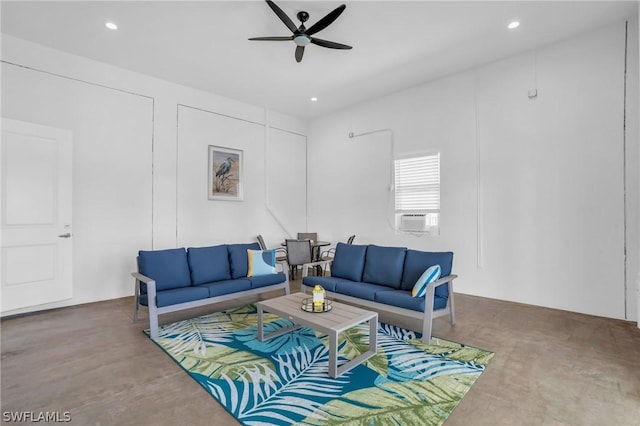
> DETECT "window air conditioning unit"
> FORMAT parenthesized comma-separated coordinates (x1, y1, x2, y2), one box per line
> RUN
(400, 214, 428, 232)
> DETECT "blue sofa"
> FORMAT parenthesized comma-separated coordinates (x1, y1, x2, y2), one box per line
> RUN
(133, 242, 290, 338)
(301, 243, 456, 343)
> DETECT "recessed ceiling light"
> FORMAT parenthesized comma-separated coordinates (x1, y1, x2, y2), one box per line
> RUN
(105, 22, 118, 30)
(310, 97, 318, 102)
(508, 21, 520, 30)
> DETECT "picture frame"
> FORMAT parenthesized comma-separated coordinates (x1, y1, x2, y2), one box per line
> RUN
(208, 145, 243, 201)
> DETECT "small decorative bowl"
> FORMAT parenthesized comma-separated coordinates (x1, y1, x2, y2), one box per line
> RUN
(301, 298, 332, 313)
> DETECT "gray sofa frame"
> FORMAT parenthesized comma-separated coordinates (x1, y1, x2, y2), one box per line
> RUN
(301, 260, 456, 343)
(133, 261, 290, 339)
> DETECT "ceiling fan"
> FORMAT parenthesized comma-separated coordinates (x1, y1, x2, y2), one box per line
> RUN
(249, 0, 352, 63)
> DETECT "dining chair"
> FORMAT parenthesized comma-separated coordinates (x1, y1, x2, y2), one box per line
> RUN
(285, 239, 312, 280)
(297, 232, 318, 242)
(298, 232, 320, 264)
(320, 234, 355, 260)
(257, 234, 287, 263)
(256, 235, 267, 250)
(320, 235, 356, 274)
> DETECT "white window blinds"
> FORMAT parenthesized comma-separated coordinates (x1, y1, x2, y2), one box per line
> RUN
(394, 154, 440, 213)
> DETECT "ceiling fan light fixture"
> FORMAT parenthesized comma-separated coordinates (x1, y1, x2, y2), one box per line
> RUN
(294, 35, 311, 46)
(249, 1, 351, 62)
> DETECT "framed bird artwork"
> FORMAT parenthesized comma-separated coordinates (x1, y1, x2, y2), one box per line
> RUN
(208, 145, 243, 201)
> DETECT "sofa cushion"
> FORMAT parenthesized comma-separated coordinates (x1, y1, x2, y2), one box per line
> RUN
(228, 243, 261, 279)
(331, 243, 367, 282)
(335, 281, 391, 302)
(401, 250, 453, 300)
(362, 245, 407, 289)
(249, 273, 286, 289)
(302, 276, 351, 293)
(412, 264, 441, 297)
(139, 286, 209, 307)
(195, 279, 252, 297)
(187, 245, 231, 285)
(375, 289, 448, 313)
(138, 248, 191, 292)
(247, 249, 277, 277)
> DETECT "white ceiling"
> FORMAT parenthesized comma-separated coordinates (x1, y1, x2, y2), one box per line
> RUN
(1, 1, 637, 119)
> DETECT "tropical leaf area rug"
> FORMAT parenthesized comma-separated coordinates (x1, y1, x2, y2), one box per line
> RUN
(147, 304, 494, 426)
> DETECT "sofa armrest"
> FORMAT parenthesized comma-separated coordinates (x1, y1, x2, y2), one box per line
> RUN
(131, 272, 157, 303)
(132, 271, 154, 285)
(422, 274, 457, 306)
(302, 260, 332, 278)
(131, 271, 159, 336)
(421, 273, 457, 336)
(428, 274, 458, 288)
(276, 260, 290, 281)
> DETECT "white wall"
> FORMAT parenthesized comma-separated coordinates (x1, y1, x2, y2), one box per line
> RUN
(175, 105, 307, 248)
(635, 10, 640, 328)
(1, 35, 307, 315)
(2, 19, 638, 323)
(307, 21, 640, 322)
(266, 126, 308, 238)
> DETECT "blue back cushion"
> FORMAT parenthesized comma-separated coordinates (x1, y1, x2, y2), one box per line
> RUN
(187, 245, 231, 285)
(401, 250, 453, 298)
(138, 248, 192, 291)
(228, 242, 261, 279)
(362, 245, 407, 288)
(331, 243, 367, 282)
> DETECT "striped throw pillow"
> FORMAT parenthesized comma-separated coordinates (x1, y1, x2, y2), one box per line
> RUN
(412, 264, 442, 298)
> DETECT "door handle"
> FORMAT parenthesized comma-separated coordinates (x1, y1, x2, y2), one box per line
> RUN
(58, 233, 72, 238)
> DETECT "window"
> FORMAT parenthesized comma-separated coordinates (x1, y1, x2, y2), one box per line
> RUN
(394, 153, 440, 233)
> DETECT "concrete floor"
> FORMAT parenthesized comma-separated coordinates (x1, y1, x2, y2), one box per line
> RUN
(2, 278, 639, 426)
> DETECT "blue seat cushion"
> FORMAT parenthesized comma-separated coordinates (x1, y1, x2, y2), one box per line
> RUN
(362, 245, 407, 289)
(400, 250, 453, 299)
(228, 243, 261, 279)
(138, 248, 191, 292)
(302, 276, 355, 293)
(249, 273, 286, 289)
(331, 243, 367, 282)
(187, 245, 231, 285)
(335, 281, 391, 302)
(375, 290, 448, 312)
(195, 279, 252, 297)
(139, 286, 209, 307)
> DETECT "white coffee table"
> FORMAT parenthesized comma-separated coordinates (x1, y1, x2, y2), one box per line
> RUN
(256, 292, 378, 378)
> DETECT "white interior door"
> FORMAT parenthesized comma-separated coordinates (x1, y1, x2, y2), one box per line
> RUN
(1, 118, 73, 313)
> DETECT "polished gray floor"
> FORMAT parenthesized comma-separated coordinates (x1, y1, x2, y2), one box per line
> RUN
(2, 278, 639, 425)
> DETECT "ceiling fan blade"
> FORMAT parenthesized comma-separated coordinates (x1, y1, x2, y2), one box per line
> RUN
(295, 45, 305, 63)
(265, 0, 298, 33)
(249, 36, 294, 41)
(310, 37, 352, 50)
(305, 4, 346, 36)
